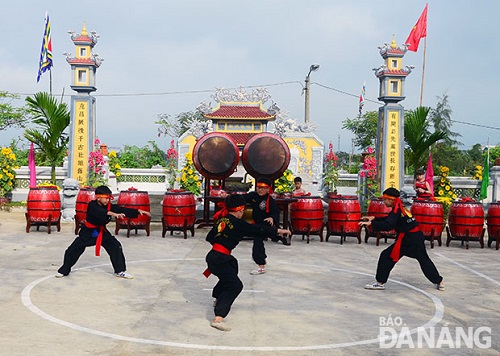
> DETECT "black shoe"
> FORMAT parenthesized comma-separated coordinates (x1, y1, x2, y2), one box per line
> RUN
(270, 236, 280, 242)
(281, 236, 291, 245)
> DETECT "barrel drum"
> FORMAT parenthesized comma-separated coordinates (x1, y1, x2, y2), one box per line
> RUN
(74, 187, 95, 234)
(193, 132, 240, 180)
(242, 132, 290, 181)
(326, 195, 362, 244)
(115, 190, 151, 237)
(411, 200, 444, 248)
(290, 196, 324, 243)
(25, 186, 62, 234)
(364, 198, 396, 245)
(486, 202, 500, 250)
(162, 191, 196, 239)
(446, 200, 485, 249)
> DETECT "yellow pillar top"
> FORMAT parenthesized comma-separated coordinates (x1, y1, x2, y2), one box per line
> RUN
(81, 22, 88, 36)
(390, 34, 397, 49)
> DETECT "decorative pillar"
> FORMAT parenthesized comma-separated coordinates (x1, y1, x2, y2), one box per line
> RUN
(65, 22, 103, 184)
(373, 36, 413, 191)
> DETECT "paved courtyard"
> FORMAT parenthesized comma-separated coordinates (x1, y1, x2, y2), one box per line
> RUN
(0, 209, 499, 355)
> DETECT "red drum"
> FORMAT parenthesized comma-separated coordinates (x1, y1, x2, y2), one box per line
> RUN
(446, 200, 485, 249)
(448, 201, 484, 238)
(486, 202, 500, 250)
(365, 198, 396, 245)
(26, 187, 61, 222)
(290, 196, 324, 242)
(26, 186, 61, 233)
(326, 195, 361, 244)
(116, 190, 151, 226)
(162, 191, 196, 238)
(241, 132, 290, 181)
(115, 190, 151, 237)
(74, 187, 96, 234)
(193, 132, 239, 180)
(411, 200, 444, 248)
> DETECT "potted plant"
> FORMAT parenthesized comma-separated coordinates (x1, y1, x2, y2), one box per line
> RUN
(84, 139, 108, 187)
(0, 147, 18, 204)
(178, 153, 202, 196)
(107, 149, 122, 180)
(323, 143, 339, 197)
(165, 139, 178, 190)
(273, 169, 295, 198)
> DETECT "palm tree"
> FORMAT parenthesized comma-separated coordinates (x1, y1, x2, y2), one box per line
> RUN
(404, 106, 446, 173)
(24, 92, 70, 184)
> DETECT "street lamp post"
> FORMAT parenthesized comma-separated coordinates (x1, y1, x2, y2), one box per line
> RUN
(304, 64, 320, 123)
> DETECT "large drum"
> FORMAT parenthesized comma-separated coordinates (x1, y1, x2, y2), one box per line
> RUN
(242, 132, 290, 180)
(365, 198, 396, 245)
(446, 200, 485, 249)
(162, 191, 196, 239)
(486, 202, 500, 250)
(326, 195, 361, 244)
(26, 186, 61, 234)
(115, 190, 151, 237)
(74, 187, 95, 234)
(411, 200, 444, 248)
(193, 132, 240, 180)
(290, 196, 324, 243)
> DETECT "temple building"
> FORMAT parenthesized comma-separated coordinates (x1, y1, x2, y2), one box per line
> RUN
(178, 88, 324, 195)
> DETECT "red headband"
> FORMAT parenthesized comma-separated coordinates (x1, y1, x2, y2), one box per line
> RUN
(95, 194, 114, 200)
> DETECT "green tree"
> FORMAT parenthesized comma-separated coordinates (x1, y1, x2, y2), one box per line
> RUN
(429, 93, 461, 146)
(404, 107, 446, 173)
(342, 111, 378, 151)
(118, 141, 166, 168)
(0, 91, 27, 131)
(23, 92, 70, 184)
(431, 143, 469, 175)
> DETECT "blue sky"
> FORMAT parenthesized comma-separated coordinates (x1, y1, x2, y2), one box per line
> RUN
(0, 0, 498, 153)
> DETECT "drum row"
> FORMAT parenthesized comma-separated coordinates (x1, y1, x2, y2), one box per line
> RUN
(38, 188, 499, 251)
(284, 195, 500, 250)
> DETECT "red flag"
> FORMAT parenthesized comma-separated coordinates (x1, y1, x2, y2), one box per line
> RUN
(28, 142, 37, 187)
(405, 4, 428, 52)
(425, 153, 434, 196)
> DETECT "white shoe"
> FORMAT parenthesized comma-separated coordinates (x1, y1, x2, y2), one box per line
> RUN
(364, 282, 385, 290)
(114, 271, 134, 279)
(55, 273, 66, 278)
(210, 321, 231, 331)
(250, 268, 266, 275)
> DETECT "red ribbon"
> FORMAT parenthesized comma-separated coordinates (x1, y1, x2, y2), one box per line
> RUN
(203, 243, 231, 278)
(84, 201, 111, 256)
(388, 198, 413, 263)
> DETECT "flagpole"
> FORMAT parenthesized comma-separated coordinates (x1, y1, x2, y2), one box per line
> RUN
(49, 69, 53, 96)
(419, 37, 427, 107)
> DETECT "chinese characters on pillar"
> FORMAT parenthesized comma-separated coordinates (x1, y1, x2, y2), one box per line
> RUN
(71, 101, 89, 183)
(384, 111, 400, 189)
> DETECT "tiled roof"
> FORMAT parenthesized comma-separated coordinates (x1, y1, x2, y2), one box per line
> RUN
(72, 36, 94, 44)
(205, 103, 275, 120)
(67, 58, 98, 65)
(222, 132, 258, 145)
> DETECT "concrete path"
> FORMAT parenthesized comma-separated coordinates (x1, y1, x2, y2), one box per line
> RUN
(0, 209, 499, 355)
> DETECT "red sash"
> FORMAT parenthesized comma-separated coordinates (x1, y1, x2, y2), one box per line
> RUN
(389, 226, 420, 262)
(203, 243, 231, 278)
(84, 202, 111, 257)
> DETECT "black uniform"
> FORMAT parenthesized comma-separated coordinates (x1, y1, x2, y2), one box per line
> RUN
(242, 191, 281, 265)
(206, 214, 278, 318)
(57, 200, 139, 276)
(371, 206, 443, 285)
